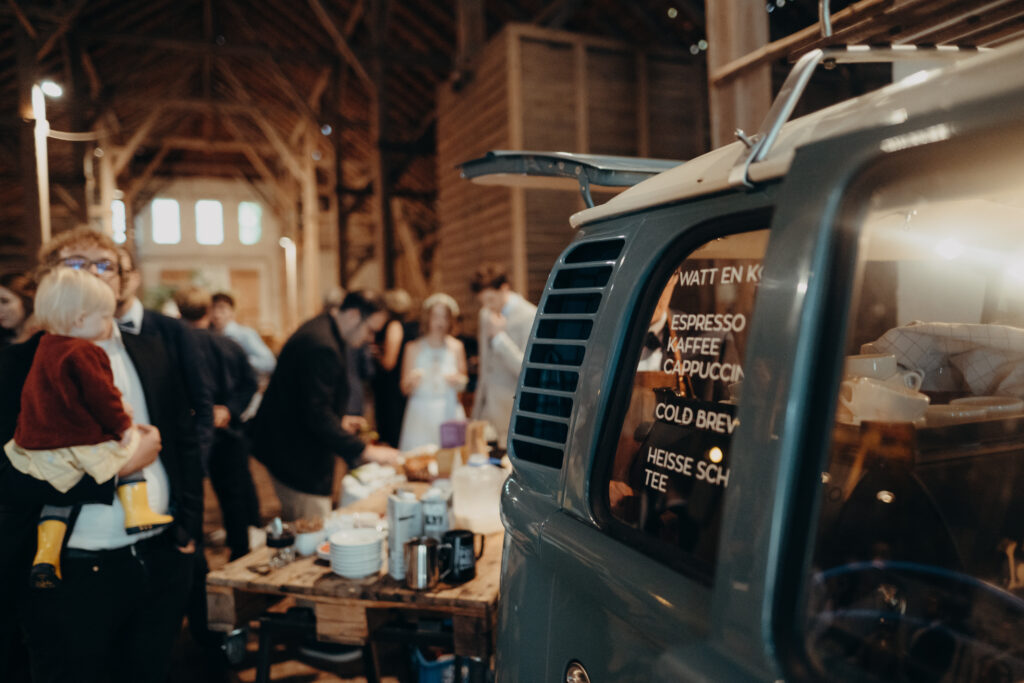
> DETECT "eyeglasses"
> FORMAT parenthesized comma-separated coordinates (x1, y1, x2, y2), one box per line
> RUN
(60, 256, 118, 275)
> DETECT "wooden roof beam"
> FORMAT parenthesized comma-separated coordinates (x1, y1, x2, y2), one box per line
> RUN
(7, 0, 37, 39)
(308, 0, 373, 87)
(112, 107, 163, 176)
(219, 61, 304, 181)
(221, 0, 322, 128)
(36, 0, 87, 60)
(123, 143, 170, 203)
(81, 31, 333, 63)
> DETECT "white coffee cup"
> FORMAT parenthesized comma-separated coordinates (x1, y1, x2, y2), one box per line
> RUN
(925, 403, 987, 427)
(882, 368, 925, 392)
(844, 353, 924, 391)
(839, 377, 930, 425)
(844, 353, 897, 380)
(950, 395, 1024, 418)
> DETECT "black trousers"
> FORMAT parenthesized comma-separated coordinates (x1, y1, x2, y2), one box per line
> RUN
(208, 429, 260, 560)
(22, 531, 193, 683)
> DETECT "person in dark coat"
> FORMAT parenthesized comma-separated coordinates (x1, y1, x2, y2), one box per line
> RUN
(175, 286, 259, 558)
(0, 227, 203, 683)
(250, 290, 400, 521)
(114, 248, 214, 464)
(371, 288, 418, 448)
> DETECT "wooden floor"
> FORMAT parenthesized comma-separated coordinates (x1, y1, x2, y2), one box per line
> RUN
(168, 457, 402, 683)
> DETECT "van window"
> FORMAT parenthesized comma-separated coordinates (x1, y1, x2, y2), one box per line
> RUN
(804, 158, 1024, 680)
(606, 229, 768, 579)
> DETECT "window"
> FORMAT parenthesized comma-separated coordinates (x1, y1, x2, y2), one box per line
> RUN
(238, 201, 262, 245)
(196, 200, 224, 245)
(802, 142, 1024, 681)
(605, 229, 768, 580)
(111, 199, 126, 244)
(151, 198, 180, 244)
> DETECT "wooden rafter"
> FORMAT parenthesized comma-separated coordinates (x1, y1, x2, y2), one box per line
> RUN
(80, 47, 101, 100)
(221, 0, 321, 127)
(308, 0, 373, 87)
(8, 0, 36, 39)
(36, 0, 87, 60)
(219, 60, 304, 181)
(222, 114, 290, 211)
(123, 143, 170, 203)
(112, 107, 163, 176)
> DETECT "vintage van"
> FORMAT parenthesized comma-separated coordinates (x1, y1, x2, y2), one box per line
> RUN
(473, 40, 1024, 682)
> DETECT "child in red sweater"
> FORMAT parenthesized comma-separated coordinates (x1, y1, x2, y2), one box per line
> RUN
(3, 267, 172, 588)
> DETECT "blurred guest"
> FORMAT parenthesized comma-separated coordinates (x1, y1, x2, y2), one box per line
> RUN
(0, 273, 38, 349)
(398, 294, 467, 451)
(371, 288, 417, 447)
(250, 290, 401, 521)
(209, 291, 276, 380)
(175, 287, 259, 559)
(471, 263, 537, 446)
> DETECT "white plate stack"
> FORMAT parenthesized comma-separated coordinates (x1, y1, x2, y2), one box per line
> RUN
(328, 528, 384, 579)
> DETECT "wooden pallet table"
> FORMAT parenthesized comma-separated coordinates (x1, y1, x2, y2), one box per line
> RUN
(206, 483, 502, 659)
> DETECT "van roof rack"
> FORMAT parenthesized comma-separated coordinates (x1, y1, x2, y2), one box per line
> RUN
(728, 43, 988, 189)
(729, 0, 990, 188)
(458, 150, 682, 208)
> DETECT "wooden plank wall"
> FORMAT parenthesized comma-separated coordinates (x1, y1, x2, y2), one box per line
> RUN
(436, 28, 513, 322)
(437, 24, 709, 330)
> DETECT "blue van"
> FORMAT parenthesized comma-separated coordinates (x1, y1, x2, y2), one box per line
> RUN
(473, 41, 1024, 682)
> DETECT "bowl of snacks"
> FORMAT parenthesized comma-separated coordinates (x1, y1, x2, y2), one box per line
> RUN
(293, 517, 327, 556)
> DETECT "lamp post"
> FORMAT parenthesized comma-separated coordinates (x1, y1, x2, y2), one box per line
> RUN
(31, 80, 62, 244)
(279, 236, 298, 331)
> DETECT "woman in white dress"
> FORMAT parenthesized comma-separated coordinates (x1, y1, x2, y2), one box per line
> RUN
(398, 293, 468, 451)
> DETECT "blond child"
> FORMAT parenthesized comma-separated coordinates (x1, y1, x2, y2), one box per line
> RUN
(3, 267, 172, 588)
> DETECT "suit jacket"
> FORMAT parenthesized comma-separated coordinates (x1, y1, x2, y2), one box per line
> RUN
(249, 313, 366, 495)
(194, 329, 258, 434)
(140, 309, 215, 459)
(472, 292, 537, 446)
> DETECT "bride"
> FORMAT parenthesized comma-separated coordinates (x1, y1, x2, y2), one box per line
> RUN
(397, 293, 468, 451)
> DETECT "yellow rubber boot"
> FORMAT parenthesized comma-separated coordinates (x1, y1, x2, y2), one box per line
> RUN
(31, 518, 66, 589)
(117, 480, 174, 534)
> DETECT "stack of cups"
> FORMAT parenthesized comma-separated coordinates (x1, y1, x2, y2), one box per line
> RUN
(387, 489, 423, 580)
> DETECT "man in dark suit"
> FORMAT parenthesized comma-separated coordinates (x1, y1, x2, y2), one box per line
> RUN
(251, 290, 400, 521)
(0, 227, 203, 683)
(175, 285, 259, 559)
(114, 248, 214, 464)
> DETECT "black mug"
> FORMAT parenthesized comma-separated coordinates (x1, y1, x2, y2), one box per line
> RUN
(440, 529, 485, 584)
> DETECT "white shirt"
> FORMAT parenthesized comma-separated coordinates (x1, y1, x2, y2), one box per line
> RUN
(223, 319, 276, 376)
(116, 297, 145, 335)
(67, 326, 171, 550)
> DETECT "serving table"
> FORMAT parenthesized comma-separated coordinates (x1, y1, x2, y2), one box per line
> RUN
(206, 482, 503, 681)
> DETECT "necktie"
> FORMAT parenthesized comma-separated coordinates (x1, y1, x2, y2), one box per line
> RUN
(118, 319, 137, 334)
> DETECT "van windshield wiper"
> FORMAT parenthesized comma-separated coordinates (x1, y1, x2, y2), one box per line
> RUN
(459, 150, 682, 208)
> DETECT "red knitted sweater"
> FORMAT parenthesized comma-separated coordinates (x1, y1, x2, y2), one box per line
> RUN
(13, 334, 131, 450)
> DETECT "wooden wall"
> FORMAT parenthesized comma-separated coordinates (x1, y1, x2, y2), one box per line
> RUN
(436, 26, 512, 323)
(437, 24, 709, 331)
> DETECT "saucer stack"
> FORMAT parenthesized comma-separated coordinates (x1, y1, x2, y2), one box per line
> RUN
(328, 528, 384, 579)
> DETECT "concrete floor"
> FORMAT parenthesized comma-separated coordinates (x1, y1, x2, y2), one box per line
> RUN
(168, 457, 403, 683)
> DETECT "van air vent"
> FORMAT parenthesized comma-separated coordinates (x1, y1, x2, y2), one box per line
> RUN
(510, 237, 624, 469)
